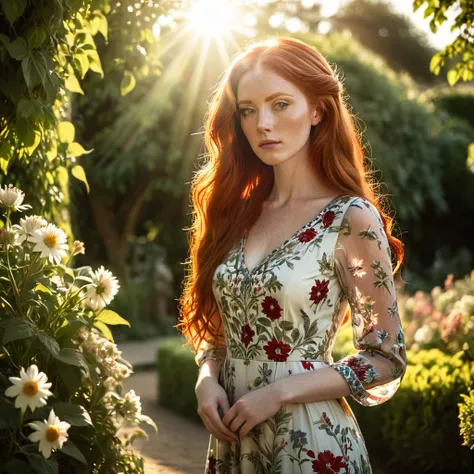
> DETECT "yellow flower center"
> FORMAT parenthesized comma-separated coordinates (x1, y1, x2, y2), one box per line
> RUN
(23, 381, 39, 396)
(43, 234, 58, 249)
(95, 284, 105, 295)
(46, 426, 60, 442)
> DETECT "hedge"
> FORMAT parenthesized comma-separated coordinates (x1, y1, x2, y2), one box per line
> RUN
(156, 339, 474, 472)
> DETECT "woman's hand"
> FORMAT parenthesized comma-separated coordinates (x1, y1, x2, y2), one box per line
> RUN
(196, 375, 239, 443)
(221, 384, 283, 438)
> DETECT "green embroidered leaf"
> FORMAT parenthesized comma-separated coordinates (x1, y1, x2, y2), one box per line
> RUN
(279, 320, 293, 331)
(291, 328, 300, 343)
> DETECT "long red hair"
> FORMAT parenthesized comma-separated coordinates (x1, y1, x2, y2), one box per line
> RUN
(176, 36, 404, 356)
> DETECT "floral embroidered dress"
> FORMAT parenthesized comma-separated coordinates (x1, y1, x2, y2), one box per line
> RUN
(196, 195, 407, 474)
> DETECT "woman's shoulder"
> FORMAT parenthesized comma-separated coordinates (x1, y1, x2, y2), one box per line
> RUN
(342, 195, 384, 227)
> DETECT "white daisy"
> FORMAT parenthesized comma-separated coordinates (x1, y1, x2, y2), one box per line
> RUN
(27, 409, 70, 459)
(0, 228, 18, 248)
(84, 266, 120, 311)
(29, 224, 69, 264)
(0, 184, 31, 211)
(13, 215, 48, 244)
(5, 364, 53, 413)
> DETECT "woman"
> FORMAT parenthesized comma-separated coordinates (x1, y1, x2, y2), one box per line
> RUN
(177, 36, 407, 473)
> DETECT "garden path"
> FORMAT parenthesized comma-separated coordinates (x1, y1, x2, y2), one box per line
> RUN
(121, 339, 209, 474)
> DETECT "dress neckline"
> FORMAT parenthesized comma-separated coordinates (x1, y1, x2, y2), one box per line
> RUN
(240, 194, 344, 277)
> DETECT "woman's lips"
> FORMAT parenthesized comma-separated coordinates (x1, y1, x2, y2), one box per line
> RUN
(259, 142, 281, 149)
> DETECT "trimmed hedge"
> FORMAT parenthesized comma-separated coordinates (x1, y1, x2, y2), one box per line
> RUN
(156, 339, 474, 472)
(350, 349, 474, 473)
(156, 338, 201, 423)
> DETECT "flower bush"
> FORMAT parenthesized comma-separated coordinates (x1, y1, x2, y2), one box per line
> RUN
(0, 185, 155, 473)
(403, 270, 474, 358)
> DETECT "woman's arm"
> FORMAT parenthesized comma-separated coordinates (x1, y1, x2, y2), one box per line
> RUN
(194, 308, 227, 377)
(272, 199, 407, 407)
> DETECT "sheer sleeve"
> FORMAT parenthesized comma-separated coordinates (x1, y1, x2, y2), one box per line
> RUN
(194, 308, 227, 370)
(330, 198, 407, 406)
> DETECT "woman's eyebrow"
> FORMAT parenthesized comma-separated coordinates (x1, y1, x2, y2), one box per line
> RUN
(237, 92, 293, 106)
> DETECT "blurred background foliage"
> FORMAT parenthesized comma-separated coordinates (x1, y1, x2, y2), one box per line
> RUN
(2, 0, 474, 471)
(1, 0, 474, 337)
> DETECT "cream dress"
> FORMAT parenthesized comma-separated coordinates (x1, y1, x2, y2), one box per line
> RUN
(195, 195, 407, 474)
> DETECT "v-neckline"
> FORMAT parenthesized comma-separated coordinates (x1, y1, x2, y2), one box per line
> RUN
(240, 194, 344, 277)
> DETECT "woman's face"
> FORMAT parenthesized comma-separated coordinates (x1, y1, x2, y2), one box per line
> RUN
(236, 65, 321, 166)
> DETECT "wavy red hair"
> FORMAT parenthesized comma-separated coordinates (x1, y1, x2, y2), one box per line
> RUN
(176, 36, 404, 356)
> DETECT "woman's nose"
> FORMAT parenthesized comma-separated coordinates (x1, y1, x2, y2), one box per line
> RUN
(256, 110, 273, 132)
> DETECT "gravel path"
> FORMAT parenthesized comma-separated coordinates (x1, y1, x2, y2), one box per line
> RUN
(123, 370, 209, 474)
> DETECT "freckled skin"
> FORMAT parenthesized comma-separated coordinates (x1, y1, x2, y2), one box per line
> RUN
(236, 65, 322, 169)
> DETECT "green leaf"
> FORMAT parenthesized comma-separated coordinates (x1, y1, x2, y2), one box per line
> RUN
(53, 402, 92, 427)
(43, 71, 60, 103)
(68, 142, 93, 157)
(99, 14, 108, 41)
(24, 130, 41, 156)
(0, 158, 8, 174)
(17, 98, 35, 118)
(257, 317, 271, 327)
(279, 321, 294, 331)
(37, 331, 60, 357)
(85, 49, 104, 77)
(15, 118, 37, 147)
(89, 15, 101, 36)
(447, 68, 460, 86)
(0, 402, 20, 429)
(73, 52, 89, 79)
(1, 0, 27, 25)
(429, 53, 443, 75)
(22, 51, 49, 89)
(3, 319, 35, 345)
(93, 320, 114, 341)
(60, 441, 87, 464)
(71, 165, 90, 192)
(35, 283, 52, 294)
(65, 73, 84, 94)
(120, 71, 136, 96)
(58, 121, 75, 143)
(467, 142, 474, 173)
(2, 459, 33, 474)
(96, 309, 130, 327)
(26, 453, 58, 474)
(26, 27, 46, 49)
(6, 36, 28, 60)
(53, 348, 89, 373)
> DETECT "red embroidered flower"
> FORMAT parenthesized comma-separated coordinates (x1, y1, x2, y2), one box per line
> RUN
(263, 338, 291, 362)
(307, 450, 315, 458)
(345, 355, 373, 383)
(322, 412, 334, 429)
(261, 296, 283, 321)
(322, 210, 335, 228)
(298, 228, 318, 243)
(310, 279, 329, 305)
(241, 324, 255, 348)
(312, 450, 348, 473)
(302, 361, 314, 371)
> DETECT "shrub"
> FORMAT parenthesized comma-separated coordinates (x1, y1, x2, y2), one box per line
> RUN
(402, 271, 474, 358)
(459, 389, 474, 451)
(0, 186, 155, 473)
(156, 338, 201, 423)
(350, 349, 474, 473)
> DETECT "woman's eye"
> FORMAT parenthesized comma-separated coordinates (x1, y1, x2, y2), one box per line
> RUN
(239, 108, 254, 117)
(275, 102, 289, 110)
